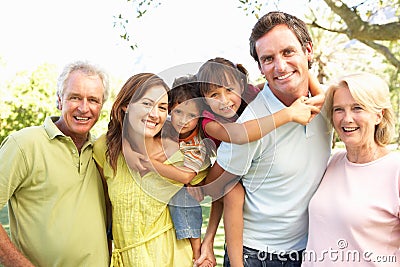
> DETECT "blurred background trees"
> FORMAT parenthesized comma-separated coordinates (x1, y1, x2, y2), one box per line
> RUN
(1, 0, 399, 145)
(0, 64, 58, 143)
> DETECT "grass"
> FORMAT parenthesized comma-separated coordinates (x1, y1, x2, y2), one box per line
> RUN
(0, 205, 9, 236)
(0, 199, 226, 266)
(0, 205, 9, 267)
(201, 197, 225, 266)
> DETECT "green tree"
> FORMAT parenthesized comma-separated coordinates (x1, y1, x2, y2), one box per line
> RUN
(237, 0, 400, 70)
(0, 64, 58, 143)
(308, 0, 400, 70)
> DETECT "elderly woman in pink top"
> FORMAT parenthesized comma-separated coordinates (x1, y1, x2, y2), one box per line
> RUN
(304, 72, 400, 266)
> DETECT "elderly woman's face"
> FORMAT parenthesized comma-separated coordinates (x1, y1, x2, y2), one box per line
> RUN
(127, 85, 168, 138)
(332, 86, 382, 148)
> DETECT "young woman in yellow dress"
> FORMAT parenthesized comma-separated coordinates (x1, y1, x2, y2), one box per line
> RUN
(93, 73, 194, 267)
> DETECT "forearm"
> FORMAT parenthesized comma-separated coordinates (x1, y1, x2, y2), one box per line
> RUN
(223, 108, 292, 144)
(308, 74, 323, 96)
(224, 184, 244, 267)
(203, 162, 238, 200)
(0, 225, 34, 267)
(150, 159, 195, 184)
(202, 200, 223, 246)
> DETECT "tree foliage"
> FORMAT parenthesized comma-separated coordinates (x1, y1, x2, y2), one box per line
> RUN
(0, 64, 59, 143)
(309, 0, 400, 70)
(114, 0, 399, 70)
(113, 0, 161, 50)
(236, 0, 400, 70)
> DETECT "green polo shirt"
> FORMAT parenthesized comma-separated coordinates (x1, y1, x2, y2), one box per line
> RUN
(0, 116, 109, 267)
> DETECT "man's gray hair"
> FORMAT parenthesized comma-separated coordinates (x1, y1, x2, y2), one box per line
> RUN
(56, 60, 110, 107)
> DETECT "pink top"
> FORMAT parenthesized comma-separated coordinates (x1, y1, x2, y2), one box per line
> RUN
(304, 150, 400, 266)
(201, 84, 260, 148)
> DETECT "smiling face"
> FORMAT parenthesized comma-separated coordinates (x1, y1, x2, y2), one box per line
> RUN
(332, 85, 383, 150)
(57, 70, 104, 140)
(170, 100, 200, 139)
(128, 85, 168, 139)
(203, 77, 243, 119)
(256, 24, 312, 106)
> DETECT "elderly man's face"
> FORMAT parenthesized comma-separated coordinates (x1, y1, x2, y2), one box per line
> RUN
(256, 24, 312, 106)
(57, 70, 104, 139)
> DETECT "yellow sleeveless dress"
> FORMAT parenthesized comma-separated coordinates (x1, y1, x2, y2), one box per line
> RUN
(93, 135, 193, 267)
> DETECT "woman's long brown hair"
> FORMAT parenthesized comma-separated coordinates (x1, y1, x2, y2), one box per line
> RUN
(106, 73, 169, 173)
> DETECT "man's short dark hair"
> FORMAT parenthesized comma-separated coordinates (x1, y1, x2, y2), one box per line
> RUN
(249, 11, 313, 68)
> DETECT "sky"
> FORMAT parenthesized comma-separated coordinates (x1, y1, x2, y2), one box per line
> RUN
(0, 0, 308, 84)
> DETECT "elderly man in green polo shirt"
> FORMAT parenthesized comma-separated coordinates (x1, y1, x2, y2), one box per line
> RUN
(0, 61, 110, 267)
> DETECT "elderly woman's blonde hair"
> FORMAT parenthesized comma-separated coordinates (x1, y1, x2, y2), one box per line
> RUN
(325, 72, 395, 146)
